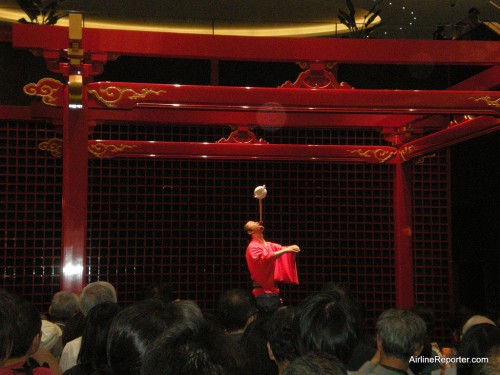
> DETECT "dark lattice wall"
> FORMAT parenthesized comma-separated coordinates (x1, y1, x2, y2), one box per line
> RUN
(1, 119, 453, 340)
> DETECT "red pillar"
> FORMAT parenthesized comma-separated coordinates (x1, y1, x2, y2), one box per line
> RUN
(60, 86, 88, 294)
(61, 14, 87, 294)
(393, 154, 414, 308)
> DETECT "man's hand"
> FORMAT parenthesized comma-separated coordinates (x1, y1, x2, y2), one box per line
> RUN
(283, 245, 300, 253)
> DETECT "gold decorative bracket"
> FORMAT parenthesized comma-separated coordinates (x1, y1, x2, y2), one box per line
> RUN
(218, 127, 268, 144)
(469, 96, 500, 109)
(39, 138, 63, 157)
(24, 78, 65, 107)
(280, 62, 352, 89)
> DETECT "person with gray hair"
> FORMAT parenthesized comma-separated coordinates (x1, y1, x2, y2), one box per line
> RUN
(59, 282, 117, 372)
(49, 292, 80, 328)
(358, 308, 426, 375)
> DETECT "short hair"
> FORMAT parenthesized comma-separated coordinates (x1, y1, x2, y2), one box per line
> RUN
(376, 309, 427, 361)
(0, 291, 42, 358)
(107, 301, 179, 375)
(282, 353, 347, 375)
(293, 289, 360, 363)
(80, 281, 117, 316)
(141, 323, 248, 375)
(266, 307, 298, 364)
(49, 291, 80, 321)
(217, 289, 258, 331)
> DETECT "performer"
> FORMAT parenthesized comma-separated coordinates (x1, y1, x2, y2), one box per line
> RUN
(244, 221, 300, 301)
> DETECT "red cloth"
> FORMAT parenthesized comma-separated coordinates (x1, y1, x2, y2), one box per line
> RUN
(274, 252, 299, 285)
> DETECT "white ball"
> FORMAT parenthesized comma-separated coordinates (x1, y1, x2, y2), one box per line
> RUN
(254, 185, 267, 199)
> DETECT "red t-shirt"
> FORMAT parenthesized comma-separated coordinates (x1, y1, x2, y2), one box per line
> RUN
(0, 362, 53, 375)
(245, 239, 281, 296)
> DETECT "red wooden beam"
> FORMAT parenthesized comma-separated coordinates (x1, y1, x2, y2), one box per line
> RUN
(399, 116, 500, 162)
(86, 140, 399, 163)
(85, 82, 500, 116)
(12, 23, 500, 65)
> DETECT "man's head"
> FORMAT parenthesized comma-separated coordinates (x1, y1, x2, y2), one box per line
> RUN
(266, 307, 298, 368)
(217, 289, 258, 332)
(244, 221, 264, 236)
(293, 289, 361, 364)
(80, 281, 117, 316)
(49, 291, 80, 322)
(376, 309, 427, 362)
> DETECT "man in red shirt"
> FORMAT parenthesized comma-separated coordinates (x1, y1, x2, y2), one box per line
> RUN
(244, 221, 300, 303)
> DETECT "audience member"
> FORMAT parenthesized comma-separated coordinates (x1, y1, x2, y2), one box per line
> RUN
(319, 284, 376, 370)
(59, 282, 117, 372)
(293, 288, 361, 364)
(241, 317, 278, 375)
(40, 321, 63, 358)
(461, 315, 496, 338)
(141, 321, 249, 375)
(265, 307, 298, 374)
(358, 308, 426, 375)
(456, 323, 500, 375)
(282, 352, 347, 375)
(216, 288, 258, 342)
(48, 292, 80, 332)
(63, 302, 121, 375)
(106, 300, 196, 375)
(410, 304, 440, 375)
(0, 291, 61, 375)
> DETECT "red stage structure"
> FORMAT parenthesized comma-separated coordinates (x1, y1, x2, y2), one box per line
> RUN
(1, 18, 499, 338)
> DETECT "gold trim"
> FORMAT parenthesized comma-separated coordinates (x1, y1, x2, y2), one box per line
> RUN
(39, 138, 63, 157)
(399, 145, 416, 161)
(88, 143, 137, 158)
(469, 96, 500, 108)
(87, 86, 166, 108)
(24, 78, 64, 106)
(348, 148, 397, 163)
(416, 154, 436, 165)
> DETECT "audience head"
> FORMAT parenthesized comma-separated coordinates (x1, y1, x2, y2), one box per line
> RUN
(78, 302, 122, 375)
(141, 322, 249, 375)
(80, 281, 117, 316)
(293, 288, 361, 363)
(282, 353, 347, 375)
(217, 288, 258, 333)
(49, 291, 80, 322)
(266, 307, 298, 370)
(461, 315, 496, 338)
(107, 300, 200, 375)
(40, 320, 62, 353)
(0, 291, 42, 360)
(376, 308, 427, 361)
(457, 323, 500, 375)
(240, 317, 278, 375)
(411, 304, 435, 337)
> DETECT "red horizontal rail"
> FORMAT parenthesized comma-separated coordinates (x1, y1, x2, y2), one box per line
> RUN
(12, 23, 500, 65)
(86, 140, 399, 163)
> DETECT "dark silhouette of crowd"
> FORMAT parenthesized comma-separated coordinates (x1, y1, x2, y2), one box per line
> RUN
(1, 282, 499, 375)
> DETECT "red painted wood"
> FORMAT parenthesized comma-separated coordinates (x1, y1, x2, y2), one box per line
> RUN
(12, 23, 500, 65)
(393, 155, 414, 309)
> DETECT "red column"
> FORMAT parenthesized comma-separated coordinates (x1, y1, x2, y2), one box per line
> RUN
(393, 154, 414, 308)
(60, 85, 88, 294)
